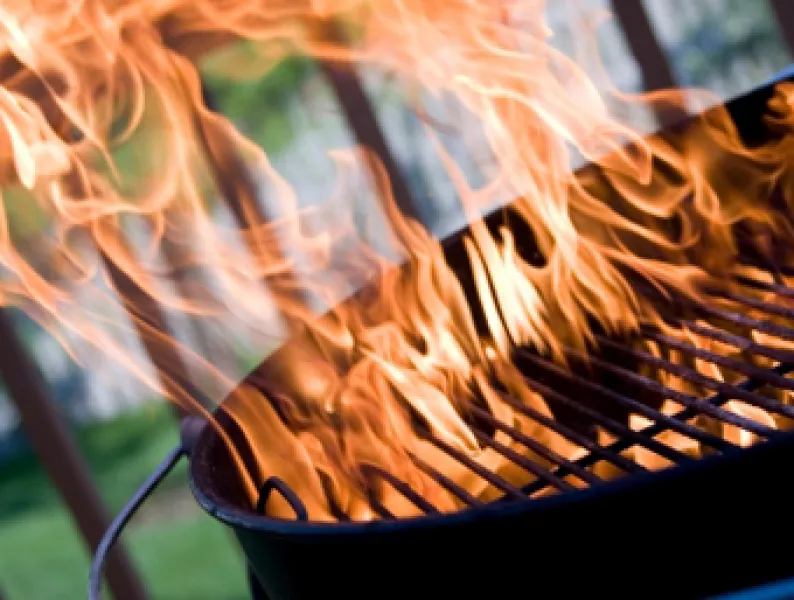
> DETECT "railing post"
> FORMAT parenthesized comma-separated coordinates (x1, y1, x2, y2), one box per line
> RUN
(0, 309, 148, 600)
(770, 0, 794, 57)
(196, 86, 311, 317)
(59, 145, 198, 419)
(317, 21, 422, 222)
(100, 251, 197, 419)
(610, 0, 688, 126)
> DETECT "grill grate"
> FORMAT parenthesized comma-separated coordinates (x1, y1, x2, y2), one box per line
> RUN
(251, 262, 794, 522)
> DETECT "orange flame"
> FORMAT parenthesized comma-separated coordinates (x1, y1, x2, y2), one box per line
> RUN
(1, 0, 794, 519)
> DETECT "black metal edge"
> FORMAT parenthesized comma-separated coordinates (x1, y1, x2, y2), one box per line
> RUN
(188, 420, 794, 536)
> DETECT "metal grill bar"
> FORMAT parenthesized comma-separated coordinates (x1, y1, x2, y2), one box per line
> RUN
(362, 465, 439, 516)
(255, 352, 794, 520)
(559, 348, 781, 438)
(719, 289, 794, 321)
(670, 319, 794, 364)
(690, 299, 794, 342)
(467, 405, 603, 485)
(492, 389, 647, 474)
(470, 428, 577, 492)
(409, 453, 485, 507)
(251, 266, 794, 521)
(256, 477, 309, 520)
(366, 497, 396, 519)
(255, 337, 794, 519)
(518, 349, 734, 451)
(522, 363, 794, 498)
(735, 274, 794, 299)
(608, 362, 794, 453)
(514, 368, 694, 464)
(317, 472, 352, 521)
(595, 334, 794, 419)
(642, 330, 794, 394)
(426, 435, 527, 500)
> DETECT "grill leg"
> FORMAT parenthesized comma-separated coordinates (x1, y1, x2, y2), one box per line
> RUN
(248, 567, 272, 600)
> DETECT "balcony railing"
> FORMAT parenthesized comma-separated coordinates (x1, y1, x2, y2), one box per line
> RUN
(2, 2, 793, 598)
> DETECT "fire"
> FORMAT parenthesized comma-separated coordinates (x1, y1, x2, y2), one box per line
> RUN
(1, 0, 794, 520)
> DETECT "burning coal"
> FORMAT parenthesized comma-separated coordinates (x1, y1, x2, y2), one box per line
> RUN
(2, 0, 794, 520)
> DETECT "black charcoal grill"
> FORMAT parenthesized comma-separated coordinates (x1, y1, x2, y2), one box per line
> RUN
(90, 77, 794, 600)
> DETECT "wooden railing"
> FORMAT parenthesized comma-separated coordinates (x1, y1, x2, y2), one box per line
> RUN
(2, 3, 794, 598)
(771, 0, 794, 58)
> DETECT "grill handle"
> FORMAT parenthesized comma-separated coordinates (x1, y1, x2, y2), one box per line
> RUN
(87, 416, 204, 600)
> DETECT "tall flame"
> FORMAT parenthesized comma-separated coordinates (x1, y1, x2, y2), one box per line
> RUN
(2, 0, 794, 519)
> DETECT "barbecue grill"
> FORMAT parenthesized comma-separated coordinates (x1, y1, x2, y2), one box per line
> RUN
(90, 76, 794, 600)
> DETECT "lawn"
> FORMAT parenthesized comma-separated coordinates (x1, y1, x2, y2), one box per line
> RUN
(0, 403, 250, 600)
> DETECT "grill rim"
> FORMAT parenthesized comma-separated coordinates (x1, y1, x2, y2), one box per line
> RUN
(188, 406, 794, 536)
(191, 412, 794, 600)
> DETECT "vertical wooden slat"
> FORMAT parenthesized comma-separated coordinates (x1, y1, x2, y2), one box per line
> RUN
(59, 136, 198, 420)
(159, 235, 238, 379)
(196, 87, 312, 316)
(770, 0, 794, 57)
(0, 309, 148, 600)
(100, 252, 196, 418)
(198, 88, 272, 229)
(610, 0, 688, 126)
(318, 21, 422, 222)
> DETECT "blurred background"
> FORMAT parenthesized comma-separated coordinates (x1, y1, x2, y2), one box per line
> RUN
(0, 1, 792, 598)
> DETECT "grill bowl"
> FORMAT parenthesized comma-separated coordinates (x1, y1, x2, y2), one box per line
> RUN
(189, 404, 794, 599)
(189, 78, 794, 600)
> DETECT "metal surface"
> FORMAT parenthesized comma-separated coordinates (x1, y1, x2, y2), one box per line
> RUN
(184, 75, 794, 600)
(713, 576, 794, 600)
(185, 254, 794, 598)
(255, 478, 309, 520)
(88, 416, 206, 600)
(188, 240, 794, 599)
(191, 413, 794, 600)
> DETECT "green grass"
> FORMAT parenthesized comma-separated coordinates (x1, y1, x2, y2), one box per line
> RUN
(0, 404, 249, 600)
